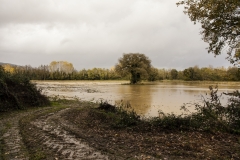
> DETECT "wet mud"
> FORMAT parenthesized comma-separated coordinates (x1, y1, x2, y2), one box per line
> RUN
(30, 108, 108, 159)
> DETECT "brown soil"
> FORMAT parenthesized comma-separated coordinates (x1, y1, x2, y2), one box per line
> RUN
(19, 103, 110, 159)
(0, 111, 30, 160)
(1, 102, 240, 160)
(62, 107, 240, 160)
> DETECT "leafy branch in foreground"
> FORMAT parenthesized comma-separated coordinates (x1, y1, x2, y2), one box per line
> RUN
(177, 0, 240, 65)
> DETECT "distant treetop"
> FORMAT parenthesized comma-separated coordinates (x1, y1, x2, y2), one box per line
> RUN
(49, 61, 74, 73)
(115, 53, 151, 84)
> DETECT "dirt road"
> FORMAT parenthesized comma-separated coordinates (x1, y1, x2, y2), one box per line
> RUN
(0, 106, 111, 160)
(0, 111, 30, 160)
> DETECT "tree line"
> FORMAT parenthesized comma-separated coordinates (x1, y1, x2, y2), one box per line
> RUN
(2, 60, 240, 82)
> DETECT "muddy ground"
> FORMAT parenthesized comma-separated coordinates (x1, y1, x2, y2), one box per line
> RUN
(0, 101, 240, 160)
(62, 107, 240, 160)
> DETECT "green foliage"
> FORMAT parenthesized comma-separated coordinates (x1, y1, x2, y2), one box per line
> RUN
(180, 86, 240, 133)
(11, 65, 121, 80)
(224, 90, 240, 129)
(148, 112, 191, 130)
(157, 68, 170, 80)
(3, 62, 240, 81)
(183, 66, 202, 81)
(148, 67, 159, 81)
(115, 53, 152, 84)
(177, 0, 240, 64)
(94, 102, 141, 128)
(170, 69, 178, 80)
(227, 67, 240, 81)
(0, 66, 50, 111)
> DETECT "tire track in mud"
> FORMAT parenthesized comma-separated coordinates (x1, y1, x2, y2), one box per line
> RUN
(31, 108, 109, 159)
(0, 112, 31, 160)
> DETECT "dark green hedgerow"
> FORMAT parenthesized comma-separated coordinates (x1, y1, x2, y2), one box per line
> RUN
(0, 66, 50, 111)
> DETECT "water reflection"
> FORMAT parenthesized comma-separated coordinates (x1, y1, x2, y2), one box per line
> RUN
(34, 80, 240, 117)
(116, 85, 152, 115)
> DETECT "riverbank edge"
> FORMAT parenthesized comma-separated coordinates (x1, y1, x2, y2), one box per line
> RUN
(8, 99, 239, 159)
(31, 79, 240, 83)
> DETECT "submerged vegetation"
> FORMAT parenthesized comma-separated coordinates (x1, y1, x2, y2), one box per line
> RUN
(0, 65, 49, 111)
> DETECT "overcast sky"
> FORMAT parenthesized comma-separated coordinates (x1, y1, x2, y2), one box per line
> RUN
(0, 0, 233, 70)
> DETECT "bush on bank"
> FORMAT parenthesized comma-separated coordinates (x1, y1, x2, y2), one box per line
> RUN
(94, 86, 240, 134)
(0, 66, 50, 111)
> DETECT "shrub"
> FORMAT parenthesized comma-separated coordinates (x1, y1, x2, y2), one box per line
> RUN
(148, 86, 240, 133)
(0, 66, 50, 111)
(96, 101, 141, 128)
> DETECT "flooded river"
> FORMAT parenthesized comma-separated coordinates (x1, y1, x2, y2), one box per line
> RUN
(34, 80, 240, 117)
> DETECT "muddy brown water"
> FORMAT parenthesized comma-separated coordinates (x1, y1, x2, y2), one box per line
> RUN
(34, 80, 240, 117)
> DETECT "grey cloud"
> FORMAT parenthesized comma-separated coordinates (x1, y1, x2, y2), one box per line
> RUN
(0, 0, 136, 26)
(0, 0, 232, 70)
